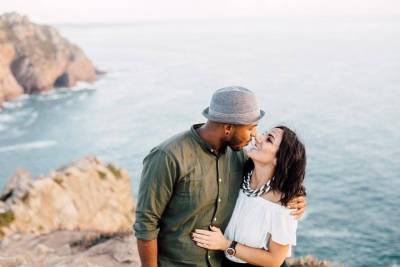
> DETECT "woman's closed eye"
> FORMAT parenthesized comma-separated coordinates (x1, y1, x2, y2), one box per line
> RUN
(266, 134, 275, 143)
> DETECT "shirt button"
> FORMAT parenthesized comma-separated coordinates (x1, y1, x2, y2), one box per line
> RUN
(213, 217, 217, 221)
(219, 179, 222, 183)
(218, 198, 221, 202)
(208, 255, 211, 259)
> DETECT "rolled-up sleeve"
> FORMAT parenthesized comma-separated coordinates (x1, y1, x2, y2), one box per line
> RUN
(134, 147, 178, 240)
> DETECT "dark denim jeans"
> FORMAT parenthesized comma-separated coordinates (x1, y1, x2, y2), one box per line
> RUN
(222, 257, 289, 267)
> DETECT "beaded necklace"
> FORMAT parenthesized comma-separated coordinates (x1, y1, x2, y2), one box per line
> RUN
(241, 169, 272, 197)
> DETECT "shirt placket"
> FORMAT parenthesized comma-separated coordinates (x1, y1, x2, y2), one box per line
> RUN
(207, 151, 224, 266)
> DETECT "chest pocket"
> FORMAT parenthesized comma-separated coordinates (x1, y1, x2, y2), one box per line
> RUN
(173, 166, 218, 207)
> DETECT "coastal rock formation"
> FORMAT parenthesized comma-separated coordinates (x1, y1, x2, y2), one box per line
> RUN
(0, 156, 134, 239)
(0, 232, 333, 267)
(287, 256, 334, 267)
(0, 230, 140, 267)
(0, 12, 97, 106)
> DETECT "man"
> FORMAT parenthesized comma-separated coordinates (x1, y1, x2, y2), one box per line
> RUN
(134, 86, 306, 267)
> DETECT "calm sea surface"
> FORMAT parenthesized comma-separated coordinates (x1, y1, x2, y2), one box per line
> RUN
(0, 18, 399, 267)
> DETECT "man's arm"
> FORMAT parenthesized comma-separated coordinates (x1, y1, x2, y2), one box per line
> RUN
(134, 148, 178, 266)
(287, 195, 307, 220)
(137, 239, 158, 267)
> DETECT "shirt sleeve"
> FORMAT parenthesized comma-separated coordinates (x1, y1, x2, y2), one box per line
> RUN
(270, 209, 298, 246)
(134, 147, 178, 240)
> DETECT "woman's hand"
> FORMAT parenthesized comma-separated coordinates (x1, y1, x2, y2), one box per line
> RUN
(192, 226, 231, 251)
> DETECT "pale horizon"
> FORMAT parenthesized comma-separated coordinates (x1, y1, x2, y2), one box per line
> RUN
(0, 0, 399, 24)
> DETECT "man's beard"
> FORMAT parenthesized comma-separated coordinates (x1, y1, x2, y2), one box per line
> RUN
(226, 135, 249, 151)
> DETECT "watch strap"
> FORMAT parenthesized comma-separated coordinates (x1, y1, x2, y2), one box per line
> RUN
(230, 240, 238, 250)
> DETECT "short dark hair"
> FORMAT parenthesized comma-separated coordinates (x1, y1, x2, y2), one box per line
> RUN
(243, 125, 306, 206)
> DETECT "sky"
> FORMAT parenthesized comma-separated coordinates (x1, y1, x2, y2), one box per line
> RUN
(0, 0, 399, 24)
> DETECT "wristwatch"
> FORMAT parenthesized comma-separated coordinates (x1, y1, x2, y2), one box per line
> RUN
(225, 240, 238, 256)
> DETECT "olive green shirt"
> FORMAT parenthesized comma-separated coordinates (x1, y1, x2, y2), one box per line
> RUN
(134, 124, 246, 267)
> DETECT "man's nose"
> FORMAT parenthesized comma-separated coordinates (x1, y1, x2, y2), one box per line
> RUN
(251, 128, 257, 137)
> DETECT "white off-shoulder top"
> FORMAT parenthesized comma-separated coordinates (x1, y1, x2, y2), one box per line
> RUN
(224, 190, 297, 263)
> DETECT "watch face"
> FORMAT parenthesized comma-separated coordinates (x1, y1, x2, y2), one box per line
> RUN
(226, 247, 235, 256)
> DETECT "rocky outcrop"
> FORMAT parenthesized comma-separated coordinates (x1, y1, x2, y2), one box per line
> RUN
(0, 233, 335, 267)
(287, 256, 335, 267)
(0, 12, 97, 106)
(0, 42, 23, 104)
(0, 232, 334, 267)
(0, 230, 140, 267)
(0, 156, 134, 239)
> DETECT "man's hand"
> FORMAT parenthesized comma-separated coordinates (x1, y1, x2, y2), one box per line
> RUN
(287, 195, 307, 220)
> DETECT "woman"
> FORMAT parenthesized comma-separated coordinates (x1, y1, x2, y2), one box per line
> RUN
(191, 126, 306, 267)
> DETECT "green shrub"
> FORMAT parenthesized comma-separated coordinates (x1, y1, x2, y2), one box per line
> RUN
(0, 210, 15, 227)
(107, 164, 122, 179)
(97, 170, 107, 180)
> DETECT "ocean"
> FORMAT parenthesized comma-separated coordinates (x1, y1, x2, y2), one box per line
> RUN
(0, 17, 399, 267)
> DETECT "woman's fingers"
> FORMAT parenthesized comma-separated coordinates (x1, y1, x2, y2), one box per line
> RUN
(192, 227, 223, 250)
(192, 235, 209, 243)
(195, 241, 208, 249)
(192, 235, 217, 250)
(192, 232, 211, 242)
(194, 229, 212, 235)
(210, 226, 221, 233)
(193, 238, 218, 250)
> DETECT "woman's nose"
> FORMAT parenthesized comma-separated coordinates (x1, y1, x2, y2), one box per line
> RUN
(255, 133, 264, 143)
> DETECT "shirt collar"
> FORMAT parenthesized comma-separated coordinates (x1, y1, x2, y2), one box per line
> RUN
(190, 124, 227, 156)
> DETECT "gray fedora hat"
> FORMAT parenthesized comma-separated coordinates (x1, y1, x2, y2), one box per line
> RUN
(202, 86, 265, 124)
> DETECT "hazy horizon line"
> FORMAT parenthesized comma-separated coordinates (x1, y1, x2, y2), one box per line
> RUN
(6, 13, 399, 27)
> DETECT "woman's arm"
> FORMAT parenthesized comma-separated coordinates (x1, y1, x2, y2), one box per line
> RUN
(234, 239, 288, 267)
(192, 226, 288, 267)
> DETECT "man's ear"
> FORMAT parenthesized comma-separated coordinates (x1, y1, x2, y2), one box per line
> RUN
(224, 124, 233, 136)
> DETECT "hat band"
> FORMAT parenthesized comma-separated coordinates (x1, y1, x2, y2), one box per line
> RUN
(208, 108, 261, 119)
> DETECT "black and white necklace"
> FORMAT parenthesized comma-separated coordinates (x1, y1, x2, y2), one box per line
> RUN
(241, 170, 272, 197)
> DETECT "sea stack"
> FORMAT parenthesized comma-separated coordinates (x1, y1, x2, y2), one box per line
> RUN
(0, 12, 98, 106)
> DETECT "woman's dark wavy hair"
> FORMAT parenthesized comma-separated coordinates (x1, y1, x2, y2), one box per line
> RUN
(244, 125, 307, 206)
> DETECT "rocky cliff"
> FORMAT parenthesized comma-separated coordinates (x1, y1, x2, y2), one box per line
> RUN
(0, 12, 97, 106)
(0, 230, 139, 267)
(0, 156, 134, 238)
(0, 230, 332, 267)
(0, 156, 138, 267)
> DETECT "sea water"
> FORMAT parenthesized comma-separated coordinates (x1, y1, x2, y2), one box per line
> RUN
(0, 17, 399, 266)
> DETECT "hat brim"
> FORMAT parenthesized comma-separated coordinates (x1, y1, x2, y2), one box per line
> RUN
(202, 107, 265, 125)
